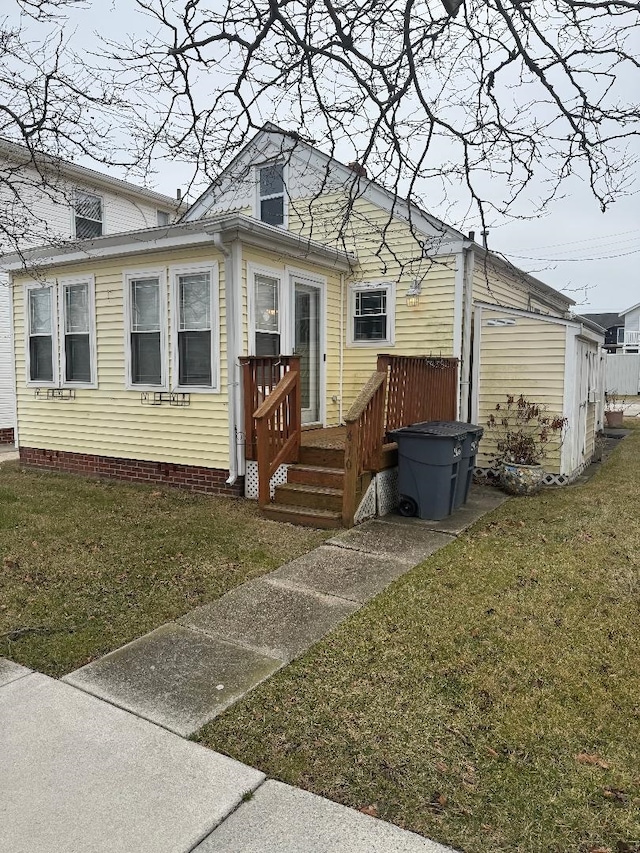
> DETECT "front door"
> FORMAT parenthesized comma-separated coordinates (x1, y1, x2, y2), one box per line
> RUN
(293, 279, 322, 425)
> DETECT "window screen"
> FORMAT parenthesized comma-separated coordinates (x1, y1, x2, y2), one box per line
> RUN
(28, 287, 54, 382)
(353, 289, 388, 341)
(258, 164, 284, 226)
(63, 282, 91, 383)
(130, 277, 162, 385)
(75, 191, 103, 239)
(177, 272, 213, 386)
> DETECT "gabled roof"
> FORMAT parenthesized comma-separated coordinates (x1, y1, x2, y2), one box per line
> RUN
(582, 312, 623, 329)
(0, 137, 179, 209)
(184, 124, 573, 309)
(183, 123, 464, 245)
(620, 302, 640, 316)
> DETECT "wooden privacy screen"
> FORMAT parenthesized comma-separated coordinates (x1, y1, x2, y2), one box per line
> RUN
(377, 354, 459, 435)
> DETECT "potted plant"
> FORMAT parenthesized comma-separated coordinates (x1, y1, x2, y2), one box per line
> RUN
(487, 395, 568, 495)
(604, 390, 626, 428)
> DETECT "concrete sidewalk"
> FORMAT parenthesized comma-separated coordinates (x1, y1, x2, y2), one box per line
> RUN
(1, 486, 506, 852)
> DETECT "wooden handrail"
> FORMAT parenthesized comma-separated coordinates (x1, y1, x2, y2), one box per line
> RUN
(254, 368, 301, 507)
(240, 355, 300, 460)
(342, 370, 387, 527)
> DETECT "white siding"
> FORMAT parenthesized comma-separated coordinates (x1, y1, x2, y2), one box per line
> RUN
(0, 273, 13, 430)
(0, 160, 177, 438)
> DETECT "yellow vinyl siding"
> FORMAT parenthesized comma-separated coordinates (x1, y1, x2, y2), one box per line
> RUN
(14, 246, 231, 469)
(472, 258, 531, 311)
(341, 259, 457, 412)
(477, 309, 567, 473)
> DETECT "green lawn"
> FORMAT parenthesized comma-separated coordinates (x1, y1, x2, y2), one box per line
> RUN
(0, 464, 328, 677)
(199, 424, 640, 853)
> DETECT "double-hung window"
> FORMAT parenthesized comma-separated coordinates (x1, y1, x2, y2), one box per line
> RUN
(61, 279, 95, 384)
(172, 264, 219, 391)
(257, 163, 285, 226)
(126, 273, 166, 388)
(74, 191, 103, 238)
(349, 282, 395, 346)
(27, 285, 55, 383)
(253, 273, 281, 356)
(26, 277, 96, 387)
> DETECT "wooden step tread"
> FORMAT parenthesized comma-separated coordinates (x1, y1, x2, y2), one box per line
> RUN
(261, 503, 342, 529)
(289, 465, 344, 475)
(277, 483, 343, 497)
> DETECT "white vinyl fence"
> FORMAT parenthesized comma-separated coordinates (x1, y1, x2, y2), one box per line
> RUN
(605, 354, 640, 396)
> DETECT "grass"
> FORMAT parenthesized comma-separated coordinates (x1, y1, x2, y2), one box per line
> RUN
(0, 464, 328, 677)
(199, 423, 640, 853)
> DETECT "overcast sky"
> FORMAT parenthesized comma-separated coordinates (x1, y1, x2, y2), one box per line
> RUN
(18, 0, 640, 314)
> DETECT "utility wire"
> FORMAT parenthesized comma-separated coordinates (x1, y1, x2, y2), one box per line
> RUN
(506, 247, 640, 262)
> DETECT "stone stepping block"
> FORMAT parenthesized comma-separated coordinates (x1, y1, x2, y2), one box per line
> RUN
(194, 779, 458, 852)
(0, 657, 31, 688)
(64, 623, 281, 736)
(270, 545, 411, 604)
(1, 673, 264, 853)
(327, 521, 453, 566)
(180, 579, 358, 663)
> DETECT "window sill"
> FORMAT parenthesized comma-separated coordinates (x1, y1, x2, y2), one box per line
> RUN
(347, 340, 395, 348)
(172, 385, 221, 395)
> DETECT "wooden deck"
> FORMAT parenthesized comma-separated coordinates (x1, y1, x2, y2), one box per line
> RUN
(300, 426, 346, 450)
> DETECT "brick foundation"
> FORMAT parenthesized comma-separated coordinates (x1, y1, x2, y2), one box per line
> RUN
(19, 447, 244, 497)
(0, 427, 15, 445)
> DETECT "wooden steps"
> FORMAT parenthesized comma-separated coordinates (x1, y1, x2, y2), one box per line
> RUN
(261, 503, 342, 529)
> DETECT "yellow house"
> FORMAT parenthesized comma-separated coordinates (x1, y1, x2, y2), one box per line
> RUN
(5, 128, 605, 526)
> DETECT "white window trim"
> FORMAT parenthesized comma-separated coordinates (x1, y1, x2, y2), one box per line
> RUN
(73, 189, 104, 239)
(58, 275, 98, 389)
(254, 161, 288, 229)
(123, 268, 168, 391)
(347, 280, 396, 347)
(170, 261, 220, 393)
(247, 262, 286, 356)
(24, 281, 59, 388)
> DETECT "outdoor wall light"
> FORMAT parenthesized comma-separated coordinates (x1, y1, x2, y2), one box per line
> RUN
(406, 279, 422, 308)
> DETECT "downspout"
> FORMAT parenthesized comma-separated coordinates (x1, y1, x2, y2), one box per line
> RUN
(459, 237, 475, 422)
(211, 232, 238, 486)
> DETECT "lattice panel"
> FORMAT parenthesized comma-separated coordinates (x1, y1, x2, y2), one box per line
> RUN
(474, 460, 591, 489)
(245, 461, 289, 499)
(376, 467, 399, 516)
(354, 478, 377, 524)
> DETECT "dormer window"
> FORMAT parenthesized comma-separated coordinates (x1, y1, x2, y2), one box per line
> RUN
(258, 163, 285, 226)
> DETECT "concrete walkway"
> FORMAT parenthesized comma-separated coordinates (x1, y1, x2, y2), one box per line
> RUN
(1, 486, 507, 853)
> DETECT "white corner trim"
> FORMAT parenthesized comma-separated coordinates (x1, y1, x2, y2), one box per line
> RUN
(471, 305, 483, 425)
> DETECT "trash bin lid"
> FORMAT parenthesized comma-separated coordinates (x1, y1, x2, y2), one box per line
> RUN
(389, 421, 469, 440)
(427, 420, 484, 438)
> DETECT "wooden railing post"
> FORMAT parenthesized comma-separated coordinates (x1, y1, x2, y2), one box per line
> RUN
(342, 417, 361, 528)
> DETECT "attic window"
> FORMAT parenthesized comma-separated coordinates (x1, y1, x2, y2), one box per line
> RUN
(258, 163, 285, 226)
(74, 191, 103, 239)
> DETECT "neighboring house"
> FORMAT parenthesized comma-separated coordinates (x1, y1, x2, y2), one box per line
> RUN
(3, 126, 604, 526)
(619, 302, 640, 353)
(582, 312, 625, 354)
(0, 138, 180, 444)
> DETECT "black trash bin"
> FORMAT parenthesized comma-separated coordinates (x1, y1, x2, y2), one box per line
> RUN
(389, 422, 469, 520)
(426, 421, 484, 508)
